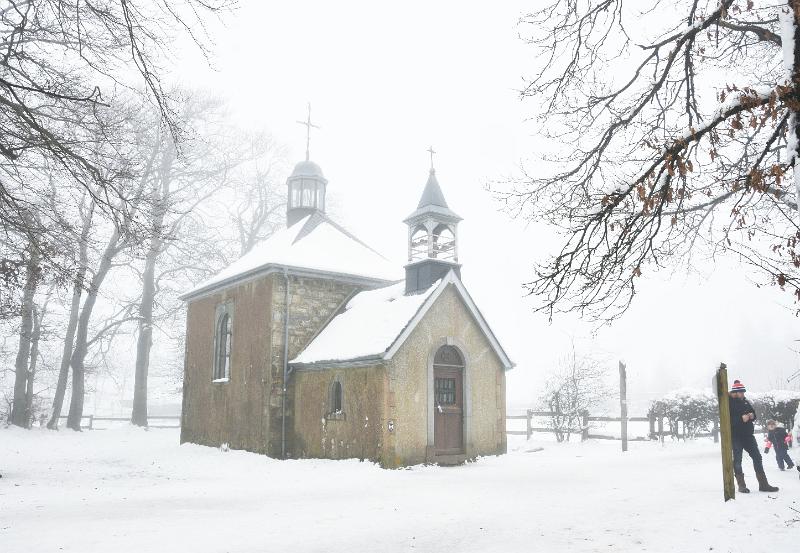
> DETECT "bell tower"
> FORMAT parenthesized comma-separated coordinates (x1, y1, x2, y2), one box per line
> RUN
(286, 103, 327, 227)
(404, 149, 462, 294)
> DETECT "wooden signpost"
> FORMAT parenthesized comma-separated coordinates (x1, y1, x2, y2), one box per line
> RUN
(619, 361, 628, 452)
(713, 363, 735, 501)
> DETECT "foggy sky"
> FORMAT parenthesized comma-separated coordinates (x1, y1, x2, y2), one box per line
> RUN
(170, 1, 800, 407)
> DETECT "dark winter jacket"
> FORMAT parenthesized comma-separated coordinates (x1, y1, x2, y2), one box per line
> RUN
(728, 396, 756, 438)
(766, 426, 789, 451)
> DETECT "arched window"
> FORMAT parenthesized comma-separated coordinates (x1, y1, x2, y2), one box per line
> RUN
(434, 345, 464, 368)
(410, 226, 428, 261)
(213, 307, 232, 382)
(431, 224, 455, 260)
(434, 345, 465, 406)
(330, 379, 343, 414)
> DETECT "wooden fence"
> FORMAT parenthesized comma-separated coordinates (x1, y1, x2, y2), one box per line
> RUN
(506, 409, 732, 443)
(56, 415, 181, 430)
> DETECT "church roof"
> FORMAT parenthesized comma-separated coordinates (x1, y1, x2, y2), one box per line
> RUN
(290, 271, 513, 370)
(180, 213, 400, 300)
(289, 160, 326, 180)
(404, 169, 462, 224)
(418, 169, 448, 208)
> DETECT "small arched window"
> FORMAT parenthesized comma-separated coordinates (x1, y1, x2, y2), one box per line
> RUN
(331, 380, 343, 414)
(434, 345, 464, 368)
(431, 224, 455, 260)
(410, 226, 428, 261)
(213, 306, 232, 382)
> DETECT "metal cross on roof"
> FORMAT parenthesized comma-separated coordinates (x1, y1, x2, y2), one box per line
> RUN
(296, 102, 320, 161)
(427, 145, 436, 171)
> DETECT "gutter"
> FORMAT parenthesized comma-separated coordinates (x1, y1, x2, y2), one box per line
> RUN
(179, 264, 398, 303)
(281, 267, 290, 459)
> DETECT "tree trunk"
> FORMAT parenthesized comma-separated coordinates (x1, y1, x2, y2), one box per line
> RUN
(48, 202, 93, 429)
(47, 276, 84, 429)
(24, 305, 43, 428)
(49, 203, 91, 429)
(131, 238, 160, 426)
(9, 246, 40, 428)
(132, 142, 172, 427)
(66, 230, 119, 431)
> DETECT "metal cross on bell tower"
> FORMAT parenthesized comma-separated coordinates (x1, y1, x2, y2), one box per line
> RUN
(427, 145, 436, 171)
(296, 102, 320, 161)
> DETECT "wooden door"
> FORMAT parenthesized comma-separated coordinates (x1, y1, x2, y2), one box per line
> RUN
(434, 366, 464, 455)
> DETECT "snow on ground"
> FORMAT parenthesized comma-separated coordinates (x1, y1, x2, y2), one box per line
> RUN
(1, 427, 799, 553)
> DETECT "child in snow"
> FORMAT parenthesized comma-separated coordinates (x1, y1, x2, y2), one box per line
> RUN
(728, 380, 779, 493)
(764, 420, 796, 471)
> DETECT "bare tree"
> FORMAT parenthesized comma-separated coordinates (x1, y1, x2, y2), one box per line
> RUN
(504, 0, 800, 321)
(47, 197, 95, 429)
(129, 98, 287, 426)
(539, 347, 611, 442)
(8, 236, 40, 427)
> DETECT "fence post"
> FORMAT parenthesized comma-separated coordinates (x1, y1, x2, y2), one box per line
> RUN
(581, 410, 589, 442)
(714, 363, 735, 501)
(526, 409, 532, 441)
(712, 418, 719, 443)
(88, 414, 94, 430)
(619, 361, 628, 452)
(658, 416, 664, 444)
(648, 412, 655, 440)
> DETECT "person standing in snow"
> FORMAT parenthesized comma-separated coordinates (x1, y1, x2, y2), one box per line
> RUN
(728, 380, 778, 493)
(763, 420, 797, 472)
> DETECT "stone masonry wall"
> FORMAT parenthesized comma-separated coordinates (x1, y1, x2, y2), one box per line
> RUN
(269, 273, 361, 457)
(291, 365, 386, 461)
(384, 284, 507, 467)
(181, 275, 273, 453)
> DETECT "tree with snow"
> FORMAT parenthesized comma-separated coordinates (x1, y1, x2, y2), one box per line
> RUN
(539, 347, 611, 441)
(508, 0, 800, 320)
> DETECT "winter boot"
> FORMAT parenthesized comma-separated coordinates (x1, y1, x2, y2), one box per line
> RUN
(734, 472, 750, 493)
(755, 470, 779, 492)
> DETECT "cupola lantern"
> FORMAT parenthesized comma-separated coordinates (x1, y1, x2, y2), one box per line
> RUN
(404, 151, 462, 294)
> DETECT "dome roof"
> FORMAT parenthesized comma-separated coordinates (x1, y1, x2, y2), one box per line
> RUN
(289, 160, 326, 180)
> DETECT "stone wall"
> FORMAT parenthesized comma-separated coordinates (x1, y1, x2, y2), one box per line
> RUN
(181, 275, 273, 453)
(269, 273, 361, 457)
(384, 284, 506, 467)
(291, 365, 386, 461)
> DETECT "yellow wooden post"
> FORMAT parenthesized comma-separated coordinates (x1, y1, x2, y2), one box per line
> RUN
(714, 363, 735, 501)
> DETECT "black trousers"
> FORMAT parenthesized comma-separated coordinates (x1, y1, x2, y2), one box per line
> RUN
(773, 446, 795, 470)
(732, 434, 763, 475)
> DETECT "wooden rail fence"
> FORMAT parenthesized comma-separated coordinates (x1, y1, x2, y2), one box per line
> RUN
(506, 409, 731, 443)
(56, 415, 181, 430)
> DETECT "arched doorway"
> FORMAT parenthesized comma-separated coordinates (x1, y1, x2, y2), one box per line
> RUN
(433, 345, 464, 455)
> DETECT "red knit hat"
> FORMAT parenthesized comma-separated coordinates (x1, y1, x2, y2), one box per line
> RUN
(730, 380, 747, 393)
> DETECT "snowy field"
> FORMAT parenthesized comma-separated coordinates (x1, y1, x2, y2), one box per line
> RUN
(1, 427, 799, 553)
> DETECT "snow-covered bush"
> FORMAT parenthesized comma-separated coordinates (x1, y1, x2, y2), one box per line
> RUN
(749, 390, 800, 430)
(649, 388, 716, 439)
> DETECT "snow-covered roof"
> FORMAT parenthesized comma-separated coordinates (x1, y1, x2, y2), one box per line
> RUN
(181, 214, 400, 300)
(291, 271, 513, 370)
(291, 281, 437, 365)
(404, 169, 462, 224)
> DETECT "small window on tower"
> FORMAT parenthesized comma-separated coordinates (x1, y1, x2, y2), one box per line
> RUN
(431, 224, 455, 260)
(410, 226, 428, 261)
(302, 181, 314, 206)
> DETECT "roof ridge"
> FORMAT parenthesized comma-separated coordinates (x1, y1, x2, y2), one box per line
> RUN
(316, 214, 391, 261)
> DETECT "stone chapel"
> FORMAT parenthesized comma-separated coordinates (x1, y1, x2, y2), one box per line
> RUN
(179, 149, 512, 467)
